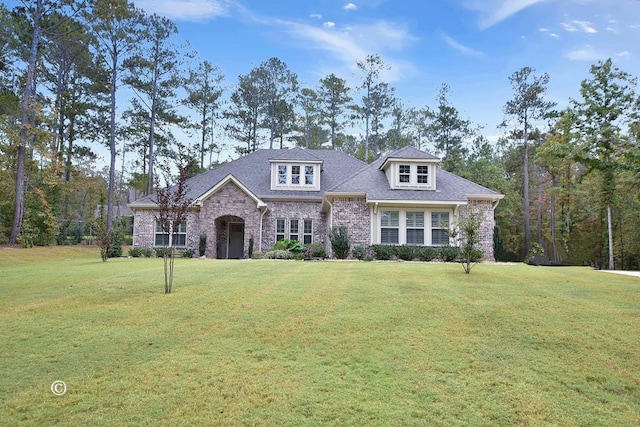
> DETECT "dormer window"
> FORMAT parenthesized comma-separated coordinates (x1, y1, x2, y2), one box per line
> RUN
(389, 163, 435, 189)
(271, 162, 321, 191)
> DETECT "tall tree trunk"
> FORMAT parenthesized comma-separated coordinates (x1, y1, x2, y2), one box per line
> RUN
(523, 126, 530, 256)
(107, 61, 117, 230)
(537, 164, 544, 245)
(550, 174, 559, 263)
(147, 53, 159, 195)
(607, 204, 614, 270)
(11, 0, 43, 244)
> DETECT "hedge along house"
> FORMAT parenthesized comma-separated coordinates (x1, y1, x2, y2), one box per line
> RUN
(129, 146, 504, 259)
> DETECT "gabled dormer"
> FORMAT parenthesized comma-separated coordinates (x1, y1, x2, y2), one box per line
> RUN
(379, 146, 440, 190)
(269, 147, 323, 191)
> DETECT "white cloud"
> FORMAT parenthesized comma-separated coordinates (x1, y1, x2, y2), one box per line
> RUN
(465, 0, 548, 30)
(566, 45, 601, 61)
(616, 51, 630, 59)
(440, 33, 484, 57)
(344, 3, 358, 11)
(561, 20, 597, 34)
(323, 21, 336, 28)
(539, 28, 559, 38)
(132, 0, 231, 21)
(310, 13, 323, 20)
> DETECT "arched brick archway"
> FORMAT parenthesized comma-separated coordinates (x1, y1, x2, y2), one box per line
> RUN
(215, 215, 244, 259)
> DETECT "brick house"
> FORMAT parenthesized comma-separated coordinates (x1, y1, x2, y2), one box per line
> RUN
(129, 146, 503, 259)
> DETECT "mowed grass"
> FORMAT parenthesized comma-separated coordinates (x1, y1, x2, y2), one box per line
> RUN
(0, 247, 639, 426)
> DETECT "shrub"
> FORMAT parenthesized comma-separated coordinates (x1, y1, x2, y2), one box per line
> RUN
(129, 247, 143, 257)
(248, 234, 254, 258)
(198, 234, 207, 257)
(108, 229, 124, 258)
(329, 226, 350, 259)
(251, 251, 264, 259)
(154, 247, 172, 258)
(396, 245, 418, 261)
(439, 246, 460, 262)
(273, 239, 303, 254)
(306, 242, 326, 258)
(417, 246, 438, 261)
(351, 245, 369, 260)
(182, 249, 196, 258)
(371, 244, 395, 260)
(264, 249, 292, 259)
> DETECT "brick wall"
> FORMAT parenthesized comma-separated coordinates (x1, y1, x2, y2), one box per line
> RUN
(331, 197, 370, 252)
(132, 210, 199, 250)
(460, 200, 496, 261)
(262, 200, 326, 252)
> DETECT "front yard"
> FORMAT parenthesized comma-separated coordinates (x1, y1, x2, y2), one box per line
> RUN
(1, 246, 638, 426)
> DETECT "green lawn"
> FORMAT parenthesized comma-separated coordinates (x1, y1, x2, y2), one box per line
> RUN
(1, 247, 639, 426)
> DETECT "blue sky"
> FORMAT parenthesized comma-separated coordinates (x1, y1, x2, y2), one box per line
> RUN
(128, 0, 640, 150)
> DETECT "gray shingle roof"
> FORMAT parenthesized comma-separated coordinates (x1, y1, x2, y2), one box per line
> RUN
(131, 149, 367, 207)
(328, 147, 501, 202)
(131, 147, 501, 208)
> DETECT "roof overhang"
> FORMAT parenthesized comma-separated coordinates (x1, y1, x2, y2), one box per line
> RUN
(466, 193, 505, 201)
(379, 157, 440, 171)
(322, 192, 367, 211)
(195, 174, 267, 208)
(366, 198, 468, 206)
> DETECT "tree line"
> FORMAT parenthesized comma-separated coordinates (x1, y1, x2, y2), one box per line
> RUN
(1, 0, 639, 269)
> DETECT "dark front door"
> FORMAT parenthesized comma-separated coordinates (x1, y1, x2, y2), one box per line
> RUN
(228, 223, 244, 259)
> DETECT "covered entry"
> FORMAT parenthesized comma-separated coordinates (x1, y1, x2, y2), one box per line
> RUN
(215, 215, 245, 259)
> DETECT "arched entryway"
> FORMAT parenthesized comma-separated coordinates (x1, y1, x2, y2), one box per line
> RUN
(215, 215, 245, 259)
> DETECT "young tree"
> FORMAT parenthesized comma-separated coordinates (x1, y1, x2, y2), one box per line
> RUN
(571, 58, 639, 270)
(317, 73, 352, 150)
(502, 67, 555, 256)
(182, 59, 224, 169)
(456, 212, 484, 274)
(86, 0, 143, 230)
(155, 143, 193, 294)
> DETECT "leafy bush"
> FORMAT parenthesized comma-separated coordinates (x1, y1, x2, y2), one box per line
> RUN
(248, 235, 254, 258)
(305, 242, 326, 258)
(329, 226, 350, 259)
(371, 244, 395, 260)
(251, 251, 264, 259)
(154, 247, 172, 258)
(273, 239, 303, 254)
(129, 247, 143, 257)
(199, 234, 207, 257)
(417, 246, 438, 261)
(439, 246, 460, 262)
(264, 249, 292, 259)
(351, 245, 369, 260)
(396, 245, 418, 261)
(182, 249, 196, 258)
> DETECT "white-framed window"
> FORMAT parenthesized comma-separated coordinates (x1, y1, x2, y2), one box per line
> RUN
(393, 163, 434, 188)
(377, 209, 452, 246)
(380, 210, 399, 244)
(275, 218, 314, 244)
(431, 212, 450, 246)
(278, 165, 287, 184)
(406, 212, 425, 245)
(303, 219, 313, 244)
(417, 165, 429, 184)
(305, 166, 314, 185)
(272, 163, 320, 190)
(399, 165, 411, 183)
(155, 220, 187, 247)
(276, 219, 286, 241)
(290, 219, 299, 241)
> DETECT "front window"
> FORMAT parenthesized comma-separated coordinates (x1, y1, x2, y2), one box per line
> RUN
(290, 219, 299, 241)
(431, 212, 450, 246)
(305, 166, 314, 185)
(291, 166, 301, 184)
(380, 210, 399, 244)
(303, 219, 313, 244)
(278, 165, 287, 184)
(276, 219, 286, 241)
(155, 220, 186, 247)
(417, 165, 429, 184)
(406, 212, 424, 245)
(399, 165, 410, 183)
